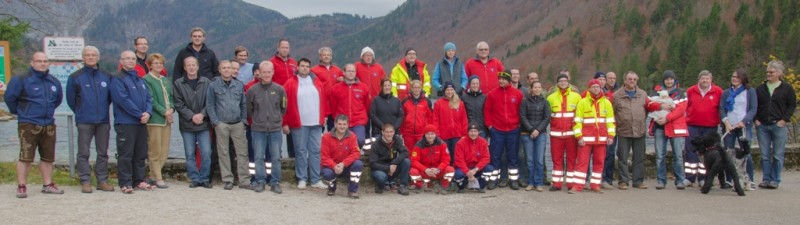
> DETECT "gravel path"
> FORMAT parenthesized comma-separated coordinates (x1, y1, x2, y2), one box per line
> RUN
(1, 171, 799, 224)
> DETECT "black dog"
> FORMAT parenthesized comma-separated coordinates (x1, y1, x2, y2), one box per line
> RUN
(690, 132, 745, 196)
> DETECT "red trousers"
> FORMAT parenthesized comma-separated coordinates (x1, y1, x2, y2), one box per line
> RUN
(410, 166, 455, 188)
(572, 144, 606, 191)
(550, 137, 578, 188)
(402, 133, 423, 152)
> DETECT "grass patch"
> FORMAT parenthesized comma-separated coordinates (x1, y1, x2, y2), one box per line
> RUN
(0, 162, 117, 186)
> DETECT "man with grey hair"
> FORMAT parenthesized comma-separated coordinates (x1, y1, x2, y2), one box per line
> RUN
(66, 46, 114, 193)
(311, 47, 344, 130)
(465, 41, 505, 93)
(248, 61, 287, 194)
(755, 60, 796, 189)
(684, 70, 723, 188)
(172, 27, 220, 81)
(207, 60, 249, 190)
(174, 56, 213, 189)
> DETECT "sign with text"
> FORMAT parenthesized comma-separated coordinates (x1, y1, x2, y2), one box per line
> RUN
(0, 41, 9, 91)
(43, 37, 84, 61)
(49, 62, 83, 113)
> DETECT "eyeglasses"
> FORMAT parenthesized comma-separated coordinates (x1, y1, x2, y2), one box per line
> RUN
(33, 60, 49, 63)
(478, 48, 489, 51)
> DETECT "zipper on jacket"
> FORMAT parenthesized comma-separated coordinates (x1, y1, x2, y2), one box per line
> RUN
(90, 70, 100, 122)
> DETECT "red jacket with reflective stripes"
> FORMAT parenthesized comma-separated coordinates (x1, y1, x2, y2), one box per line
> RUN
(484, 85, 523, 131)
(573, 94, 616, 145)
(454, 136, 490, 172)
(648, 98, 689, 137)
(546, 87, 582, 138)
(410, 138, 451, 172)
(320, 131, 361, 168)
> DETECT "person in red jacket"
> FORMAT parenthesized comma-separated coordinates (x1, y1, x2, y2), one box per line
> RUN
(648, 70, 688, 190)
(571, 79, 616, 194)
(684, 70, 723, 187)
(329, 64, 371, 147)
(410, 125, 455, 194)
(433, 82, 468, 163)
(356, 46, 386, 99)
(400, 80, 433, 152)
(269, 38, 298, 158)
(484, 70, 524, 190)
(320, 115, 363, 199)
(464, 41, 505, 93)
(310, 47, 343, 87)
(282, 58, 330, 190)
(453, 124, 494, 193)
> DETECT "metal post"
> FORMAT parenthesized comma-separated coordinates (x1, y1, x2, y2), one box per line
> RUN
(67, 114, 75, 178)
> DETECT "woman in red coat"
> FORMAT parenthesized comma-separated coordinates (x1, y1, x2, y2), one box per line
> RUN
(400, 80, 433, 151)
(433, 81, 468, 164)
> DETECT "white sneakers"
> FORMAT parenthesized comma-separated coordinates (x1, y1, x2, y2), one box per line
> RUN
(297, 181, 307, 189)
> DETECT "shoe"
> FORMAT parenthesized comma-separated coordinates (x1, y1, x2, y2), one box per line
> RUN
(758, 182, 769, 189)
(297, 181, 307, 190)
(457, 188, 465, 193)
(97, 183, 115, 192)
(549, 186, 560, 192)
(768, 181, 779, 189)
(438, 186, 449, 195)
(135, 182, 155, 191)
(41, 183, 65, 194)
(487, 182, 497, 190)
(398, 185, 409, 195)
(655, 184, 665, 190)
(189, 182, 199, 188)
(535, 186, 544, 192)
(155, 180, 169, 189)
(699, 180, 705, 187)
(224, 182, 234, 190)
(121, 186, 134, 194)
(749, 182, 757, 191)
(254, 184, 265, 193)
(525, 185, 534, 191)
(478, 188, 486, 193)
(374, 185, 383, 194)
(510, 181, 520, 190)
(676, 182, 686, 190)
(16, 184, 27, 198)
(271, 184, 283, 194)
(591, 188, 604, 194)
(602, 182, 615, 190)
(632, 184, 648, 189)
(311, 181, 327, 189)
(81, 183, 93, 193)
(348, 192, 359, 199)
(498, 179, 508, 188)
(239, 184, 253, 190)
(567, 188, 577, 194)
(618, 183, 628, 190)
(721, 183, 733, 189)
(202, 182, 213, 189)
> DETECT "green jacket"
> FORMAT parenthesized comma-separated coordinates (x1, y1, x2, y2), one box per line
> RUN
(144, 72, 174, 126)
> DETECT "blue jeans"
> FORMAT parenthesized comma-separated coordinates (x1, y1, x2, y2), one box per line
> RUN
(252, 131, 283, 185)
(654, 128, 686, 186)
(444, 138, 459, 165)
(371, 158, 411, 187)
(521, 133, 547, 186)
(321, 160, 364, 193)
(723, 125, 754, 182)
(602, 136, 618, 184)
(349, 125, 366, 147)
(453, 165, 495, 189)
(489, 128, 520, 177)
(181, 130, 212, 183)
(757, 123, 788, 184)
(291, 126, 323, 184)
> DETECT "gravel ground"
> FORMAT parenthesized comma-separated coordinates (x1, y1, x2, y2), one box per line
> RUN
(1, 171, 799, 224)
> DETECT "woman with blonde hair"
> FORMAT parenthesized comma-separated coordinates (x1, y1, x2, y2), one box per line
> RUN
(143, 53, 173, 188)
(433, 81, 468, 164)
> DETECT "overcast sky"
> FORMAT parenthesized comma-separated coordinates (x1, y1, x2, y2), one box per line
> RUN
(243, 0, 407, 18)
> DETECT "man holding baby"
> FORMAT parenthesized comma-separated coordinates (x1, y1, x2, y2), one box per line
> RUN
(647, 70, 688, 190)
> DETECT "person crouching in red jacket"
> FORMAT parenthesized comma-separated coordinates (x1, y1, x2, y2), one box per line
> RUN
(320, 115, 363, 199)
(410, 125, 455, 194)
(452, 124, 494, 193)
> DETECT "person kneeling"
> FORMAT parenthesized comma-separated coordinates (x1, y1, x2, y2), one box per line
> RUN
(453, 124, 494, 193)
(410, 125, 455, 194)
(369, 124, 411, 195)
(321, 115, 363, 199)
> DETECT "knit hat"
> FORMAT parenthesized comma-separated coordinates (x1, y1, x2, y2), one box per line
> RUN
(361, 46, 375, 58)
(444, 42, 456, 52)
(443, 81, 455, 90)
(594, 71, 606, 79)
(556, 73, 569, 82)
(424, 124, 438, 134)
(588, 79, 602, 89)
(468, 123, 480, 131)
(499, 70, 512, 81)
(663, 70, 676, 81)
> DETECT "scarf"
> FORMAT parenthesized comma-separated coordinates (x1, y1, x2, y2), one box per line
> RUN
(725, 85, 745, 111)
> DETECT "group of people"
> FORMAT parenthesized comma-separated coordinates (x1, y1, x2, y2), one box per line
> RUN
(5, 27, 795, 199)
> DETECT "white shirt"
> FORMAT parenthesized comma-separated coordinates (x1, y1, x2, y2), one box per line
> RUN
(297, 75, 320, 126)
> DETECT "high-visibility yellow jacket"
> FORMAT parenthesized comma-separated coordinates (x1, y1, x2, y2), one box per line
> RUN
(546, 87, 582, 138)
(391, 59, 431, 100)
(573, 94, 616, 145)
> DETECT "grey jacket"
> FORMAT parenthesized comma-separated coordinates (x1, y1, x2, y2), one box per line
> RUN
(246, 81, 286, 132)
(207, 78, 247, 125)
(173, 76, 211, 132)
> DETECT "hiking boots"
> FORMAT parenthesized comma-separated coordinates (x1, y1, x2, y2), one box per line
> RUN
(97, 183, 115, 192)
(81, 183, 93, 193)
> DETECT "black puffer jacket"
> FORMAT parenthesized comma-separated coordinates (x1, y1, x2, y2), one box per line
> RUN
(462, 89, 486, 131)
(520, 93, 551, 134)
(369, 93, 404, 135)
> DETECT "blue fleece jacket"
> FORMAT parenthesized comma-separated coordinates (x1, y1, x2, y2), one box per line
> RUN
(110, 70, 152, 125)
(4, 68, 63, 126)
(66, 66, 112, 124)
